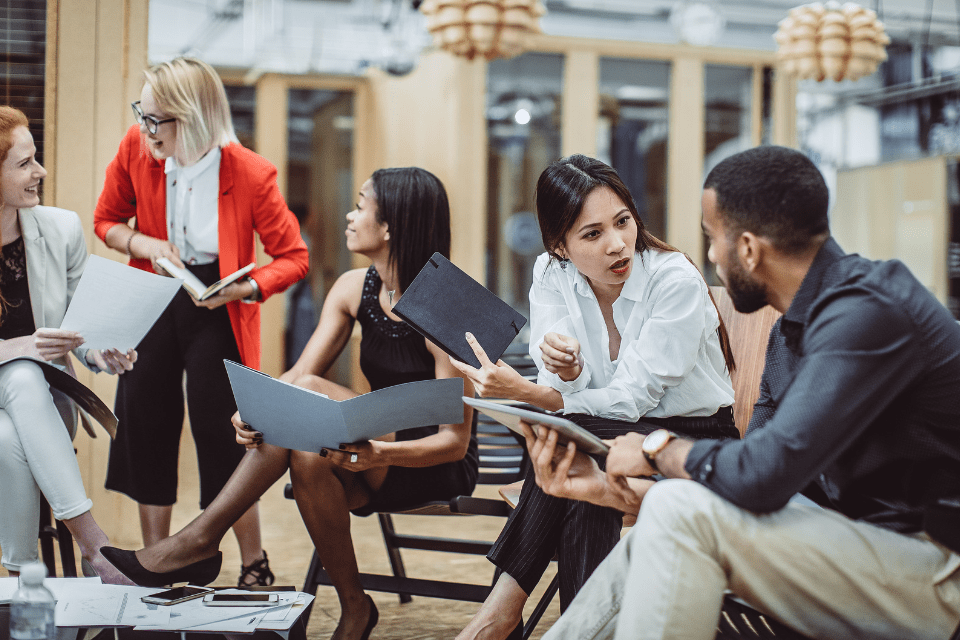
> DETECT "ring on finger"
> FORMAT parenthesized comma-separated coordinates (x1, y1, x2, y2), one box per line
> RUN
(350, 453, 358, 463)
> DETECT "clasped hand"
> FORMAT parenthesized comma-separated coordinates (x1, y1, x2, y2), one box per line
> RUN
(539, 332, 583, 382)
(33, 328, 137, 375)
(448, 332, 526, 397)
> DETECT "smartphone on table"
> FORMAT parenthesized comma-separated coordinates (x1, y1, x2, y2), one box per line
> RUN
(140, 586, 214, 605)
(202, 593, 279, 607)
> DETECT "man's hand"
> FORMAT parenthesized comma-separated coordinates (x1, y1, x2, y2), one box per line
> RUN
(448, 332, 527, 398)
(522, 421, 607, 503)
(605, 432, 654, 479)
(539, 332, 583, 382)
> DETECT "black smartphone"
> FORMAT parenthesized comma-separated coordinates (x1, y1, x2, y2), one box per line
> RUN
(140, 586, 213, 605)
(202, 593, 279, 607)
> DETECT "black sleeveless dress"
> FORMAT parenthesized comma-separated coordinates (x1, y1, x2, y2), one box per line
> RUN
(351, 266, 479, 516)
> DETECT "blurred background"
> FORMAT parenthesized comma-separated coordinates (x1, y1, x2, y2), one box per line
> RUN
(4, 0, 958, 551)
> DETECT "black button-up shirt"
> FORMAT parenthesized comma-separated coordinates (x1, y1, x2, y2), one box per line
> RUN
(686, 238, 960, 535)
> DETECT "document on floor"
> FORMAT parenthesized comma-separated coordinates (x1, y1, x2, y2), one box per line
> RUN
(225, 360, 465, 452)
(132, 590, 312, 633)
(52, 584, 171, 627)
(60, 254, 181, 351)
(0, 577, 102, 604)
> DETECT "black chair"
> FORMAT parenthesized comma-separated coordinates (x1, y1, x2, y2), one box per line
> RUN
(38, 494, 77, 578)
(284, 344, 538, 622)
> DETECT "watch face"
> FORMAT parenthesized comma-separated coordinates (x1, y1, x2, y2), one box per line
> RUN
(644, 429, 670, 453)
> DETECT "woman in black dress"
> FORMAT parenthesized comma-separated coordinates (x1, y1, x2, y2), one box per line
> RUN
(102, 167, 477, 640)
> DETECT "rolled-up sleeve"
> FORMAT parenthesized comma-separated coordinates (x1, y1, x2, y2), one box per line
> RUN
(684, 291, 922, 513)
(563, 276, 706, 420)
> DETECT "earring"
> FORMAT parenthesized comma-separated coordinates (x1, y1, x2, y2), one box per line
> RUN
(384, 232, 390, 241)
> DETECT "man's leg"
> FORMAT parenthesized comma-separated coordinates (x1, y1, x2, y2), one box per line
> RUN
(546, 479, 960, 640)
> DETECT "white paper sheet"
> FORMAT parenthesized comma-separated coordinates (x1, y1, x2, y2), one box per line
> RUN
(132, 590, 309, 632)
(60, 255, 181, 351)
(0, 577, 102, 604)
(54, 585, 170, 627)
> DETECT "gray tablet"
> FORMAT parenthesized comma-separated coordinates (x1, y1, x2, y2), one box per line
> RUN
(464, 397, 610, 456)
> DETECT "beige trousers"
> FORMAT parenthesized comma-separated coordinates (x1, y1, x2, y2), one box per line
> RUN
(542, 479, 960, 640)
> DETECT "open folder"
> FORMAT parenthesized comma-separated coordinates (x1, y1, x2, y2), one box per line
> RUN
(392, 253, 527, 369)
(224, 360, 465, 452)
(464, 397, 609, 456)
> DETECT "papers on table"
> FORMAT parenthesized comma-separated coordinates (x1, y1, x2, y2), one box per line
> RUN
(0, 579, 312, 634)
(60, 255, 181, 351)
(225, 360, 465, 452)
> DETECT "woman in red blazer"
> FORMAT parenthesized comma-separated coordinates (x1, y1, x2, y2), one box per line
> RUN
(94, 57, 308, 587)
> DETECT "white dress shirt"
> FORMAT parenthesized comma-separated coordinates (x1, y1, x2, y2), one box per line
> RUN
(165, 148, 220, 265)
(529, 249, 734, 421)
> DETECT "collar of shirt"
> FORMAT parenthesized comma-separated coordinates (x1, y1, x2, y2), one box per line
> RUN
(164, 147, 221, 181)
(779, 237, 845, 352)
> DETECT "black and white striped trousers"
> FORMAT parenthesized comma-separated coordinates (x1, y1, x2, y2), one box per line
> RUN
(486, 407, 738, 611)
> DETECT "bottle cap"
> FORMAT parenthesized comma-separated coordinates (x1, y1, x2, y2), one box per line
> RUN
(19, 562, 47, 585)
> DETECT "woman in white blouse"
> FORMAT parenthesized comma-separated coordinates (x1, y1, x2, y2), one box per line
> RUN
(453, 155, 737, 640)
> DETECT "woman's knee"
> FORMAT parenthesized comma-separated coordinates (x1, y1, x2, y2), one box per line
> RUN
(0, 360, 50, 402)
(289, 449, 336, 484)
(0, 410, 21, 457)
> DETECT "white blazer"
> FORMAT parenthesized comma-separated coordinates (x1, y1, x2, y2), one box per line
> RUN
(18, 205, 95, 432)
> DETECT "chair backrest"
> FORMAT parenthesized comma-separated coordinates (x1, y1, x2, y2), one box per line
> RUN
(473, 343, 538, 485)
(710, 286, 781, 436)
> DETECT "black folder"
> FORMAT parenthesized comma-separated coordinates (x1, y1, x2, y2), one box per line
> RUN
(392, 253, 528, 369)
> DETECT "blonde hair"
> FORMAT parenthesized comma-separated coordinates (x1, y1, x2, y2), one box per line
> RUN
(144, 57, 238, 165)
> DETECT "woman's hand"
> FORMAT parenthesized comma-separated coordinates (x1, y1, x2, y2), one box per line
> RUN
(540, 332, 583, 382)
(232, 411, 263, 449)
(140, 236, 185, 275)
(193, 281, 253, 310)
(322, 441, 381, 472)
(87, 348, 138, 374)
(33, 328, 84, 361)
(448, 332, 527, 398)
(522, 421, 606, 504)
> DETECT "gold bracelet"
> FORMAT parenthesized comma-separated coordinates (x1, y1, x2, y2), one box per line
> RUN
(126, 231, 139, 256)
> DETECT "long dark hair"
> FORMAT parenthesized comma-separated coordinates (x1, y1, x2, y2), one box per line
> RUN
(370, 167, 451, 294)
(535, 154, 735, 373)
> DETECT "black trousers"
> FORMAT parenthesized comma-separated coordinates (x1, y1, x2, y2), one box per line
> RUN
(486, 408, 738, 611)
(105, 263, 246, 509)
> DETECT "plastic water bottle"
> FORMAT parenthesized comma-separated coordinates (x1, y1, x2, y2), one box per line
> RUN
(10, 563, 55, 640)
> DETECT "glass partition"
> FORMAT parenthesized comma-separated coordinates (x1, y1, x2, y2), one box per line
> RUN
(285, 89, 354, 377)
(598, 57, 671, 241)
(486, 52, 563, 331)
(224, 85, 256, 151)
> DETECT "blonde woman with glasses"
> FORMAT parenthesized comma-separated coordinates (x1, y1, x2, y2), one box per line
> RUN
(94, 57, 308, 587)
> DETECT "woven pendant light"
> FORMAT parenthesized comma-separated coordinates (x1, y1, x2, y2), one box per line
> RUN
(774, 1, 890, 82)
(419, 0, 547, 61)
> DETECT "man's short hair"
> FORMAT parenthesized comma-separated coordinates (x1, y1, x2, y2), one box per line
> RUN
(703, 146, 829, 254)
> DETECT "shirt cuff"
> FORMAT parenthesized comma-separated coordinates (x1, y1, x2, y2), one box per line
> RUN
(684, 438, 724, 485)
(539, 364, 591, 395)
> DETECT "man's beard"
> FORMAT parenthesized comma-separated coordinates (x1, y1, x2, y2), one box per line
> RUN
(723, 251, 768, 314)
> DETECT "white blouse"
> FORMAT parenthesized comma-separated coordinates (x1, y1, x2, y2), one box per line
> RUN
(529, 249, 734, 422)
(164, 148, 221, 265)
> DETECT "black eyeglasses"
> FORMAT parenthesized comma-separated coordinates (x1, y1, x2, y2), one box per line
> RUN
(131, 101, 176, 135)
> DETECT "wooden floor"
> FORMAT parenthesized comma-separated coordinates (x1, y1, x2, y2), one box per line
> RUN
(4, 449, 561, 640)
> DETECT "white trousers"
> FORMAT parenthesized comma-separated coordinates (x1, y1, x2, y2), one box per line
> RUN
(0, 360, 92, 571)
(542, 479, 960, 640)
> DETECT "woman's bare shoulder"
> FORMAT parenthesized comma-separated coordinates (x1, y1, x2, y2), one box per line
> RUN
(328, 267, 370, 317)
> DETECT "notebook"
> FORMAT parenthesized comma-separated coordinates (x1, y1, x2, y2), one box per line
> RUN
(392, 253, 528, 368)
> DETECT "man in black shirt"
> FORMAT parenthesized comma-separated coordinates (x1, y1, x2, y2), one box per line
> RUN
(530, 146, 960, 640)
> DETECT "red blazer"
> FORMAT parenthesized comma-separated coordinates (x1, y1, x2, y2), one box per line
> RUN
(94, 125, 309, 369)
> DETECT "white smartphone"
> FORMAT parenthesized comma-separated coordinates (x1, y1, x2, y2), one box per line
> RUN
(202, 593, 279, 607)
(140, 586, 214, 605)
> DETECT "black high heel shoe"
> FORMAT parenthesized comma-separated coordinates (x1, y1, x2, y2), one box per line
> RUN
(100, 546, 222, 588)
(360, 595, 378, 640)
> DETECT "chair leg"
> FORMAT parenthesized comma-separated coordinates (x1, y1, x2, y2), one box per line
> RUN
(378, 513, 412, 604)
(523, 573, 559, 640)
(55, 518, 77, 577)
(37, 495, 57, 578)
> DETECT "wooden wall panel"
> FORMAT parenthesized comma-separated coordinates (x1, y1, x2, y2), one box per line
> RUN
(666, 56, 705, 258)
